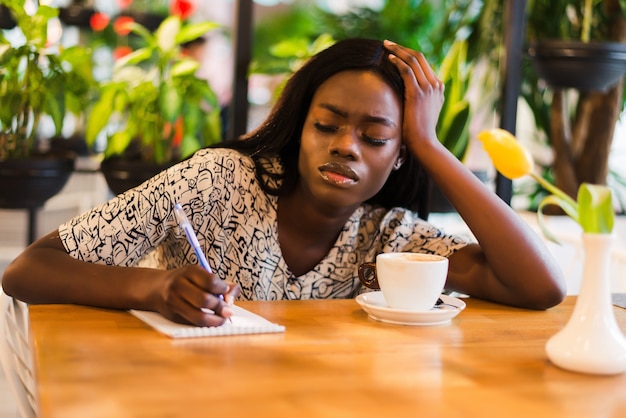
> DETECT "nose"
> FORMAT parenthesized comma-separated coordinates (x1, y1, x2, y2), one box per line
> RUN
(328, 130, 360, 160)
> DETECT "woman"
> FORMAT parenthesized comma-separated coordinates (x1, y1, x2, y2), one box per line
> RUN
(1, 39, 566, 326)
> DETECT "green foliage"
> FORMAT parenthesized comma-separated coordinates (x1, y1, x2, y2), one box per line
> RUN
(470, 0, 626, 210)
(536, 182, 613, 242)
(0, 0, 95, 160)
(527, 0, 626, 42)
(251, 0, 481, 161)
(85, 16, 222, 165)
(251, 4, 320, 75)
(578, 183, 614, 233)
(437, 39, 472, 160)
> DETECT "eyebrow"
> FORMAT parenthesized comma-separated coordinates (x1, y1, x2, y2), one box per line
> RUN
(318, 103, 397, 128)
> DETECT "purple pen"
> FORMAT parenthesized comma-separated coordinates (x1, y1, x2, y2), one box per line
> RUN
(173, 203, 233, 308)
(173, 203, 213, 273)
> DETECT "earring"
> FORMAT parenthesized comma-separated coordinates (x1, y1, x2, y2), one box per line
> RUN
(393, 160, 403, 170)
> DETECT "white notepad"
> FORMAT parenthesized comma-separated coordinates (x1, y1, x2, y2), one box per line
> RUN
(131, 305, 286, 338)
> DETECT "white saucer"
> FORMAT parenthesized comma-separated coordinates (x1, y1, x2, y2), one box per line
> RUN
(355, 292, 466, 326)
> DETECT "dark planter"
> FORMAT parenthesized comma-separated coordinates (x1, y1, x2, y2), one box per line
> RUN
(100, 157, 171, 196)
(59, 5, 96, 28)
(528, 40, 626, 91)
(119, 11, 165, 32)
(0, 153, 75, 209)
(0, 5, 16, 29)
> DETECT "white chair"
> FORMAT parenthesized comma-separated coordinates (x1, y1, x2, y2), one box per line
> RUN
(0, 287, 38, 418)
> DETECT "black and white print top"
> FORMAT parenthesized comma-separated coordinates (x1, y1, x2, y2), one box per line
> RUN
(59, 148, 470, 301)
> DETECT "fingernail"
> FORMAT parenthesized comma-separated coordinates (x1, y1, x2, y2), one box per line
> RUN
(384, 39, 396, 46)
(221, 305, 233, 317)
(225, 294, 235, 305)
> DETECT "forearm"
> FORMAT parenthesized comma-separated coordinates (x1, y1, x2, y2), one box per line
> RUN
(2, 232, 163, 310)
(419, 143, 566, 307)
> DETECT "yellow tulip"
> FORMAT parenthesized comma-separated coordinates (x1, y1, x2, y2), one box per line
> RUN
(477, 128, 534, 179)
(476, 128, 614, 238)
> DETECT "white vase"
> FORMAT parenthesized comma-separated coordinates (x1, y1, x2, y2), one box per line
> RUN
(546, 233, 626, 374)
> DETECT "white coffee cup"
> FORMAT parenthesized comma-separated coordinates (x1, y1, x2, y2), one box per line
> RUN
(358, 252, 449, 311)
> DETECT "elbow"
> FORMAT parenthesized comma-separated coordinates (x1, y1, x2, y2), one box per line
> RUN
(527, 286, 566, 310)
(1, 255, 39, 304)
(1, 262, 20, 299)
(521, 272, 567, 311)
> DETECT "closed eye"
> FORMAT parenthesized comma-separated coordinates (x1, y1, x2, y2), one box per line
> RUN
(362, 134, 389, 146)
(314, 122, 338, 134)
(315, 122, 390, 146)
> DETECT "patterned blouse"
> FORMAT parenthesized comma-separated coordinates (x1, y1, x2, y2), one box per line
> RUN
(58, 148, 470, 301)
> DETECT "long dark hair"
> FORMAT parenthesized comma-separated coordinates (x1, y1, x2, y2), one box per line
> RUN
(217, 38, 431, 218)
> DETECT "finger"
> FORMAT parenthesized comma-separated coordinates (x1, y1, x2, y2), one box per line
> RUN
(171, 267, 222, 309)
(223, 282, 241, 305)
(209, 298, 234, 319)
(169, 267, 235, 322)
(185, 265, 230, 294)
(167, 291, 229, 327)
(384, 40, 441, 88)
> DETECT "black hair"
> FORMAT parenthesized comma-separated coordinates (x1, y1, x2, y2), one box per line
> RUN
(216, 38, 430, 218)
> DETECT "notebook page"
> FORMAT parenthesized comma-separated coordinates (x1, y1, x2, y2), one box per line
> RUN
(131, 305, 286, 338)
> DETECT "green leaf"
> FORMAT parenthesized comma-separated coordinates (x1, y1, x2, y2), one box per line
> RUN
(308, 33, 335, 55)
(114, 48, 153, 70)
(159, 82, 181, 123)
(86, 86, 119, 145)
(126, 22, 155, 44)
(106, 130, 132, 157)
(578, 183, 614, 234)
(59, 45, 93, 82)
(205, 108, 222, 145)
(36, 5, 58, 20)
(43, 90, 64, 135)
(176, 22, 220, 45)
(171, 59, 199, 77)
(536, 195, 575, 244)
(270, 38, 310, 58)
(531, 173, 579, 220)
(439, 100, 470, 160)
(0, 44, 10, 58)
(180, 133, 201, 159)
(156, 16, 181, 54)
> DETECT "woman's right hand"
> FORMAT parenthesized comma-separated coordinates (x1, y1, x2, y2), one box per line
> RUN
(155, 265, 241, 327)
(383, 40, 445, 156)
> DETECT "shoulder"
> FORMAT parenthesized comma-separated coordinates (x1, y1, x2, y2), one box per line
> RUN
(168, 148, 257, 185)
(188, 148, 255, 170)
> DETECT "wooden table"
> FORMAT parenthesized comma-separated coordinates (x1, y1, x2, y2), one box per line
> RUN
(29, 297, 626, 418)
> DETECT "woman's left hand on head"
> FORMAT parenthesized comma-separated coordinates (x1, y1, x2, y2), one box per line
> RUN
(383, 40, 444, 153)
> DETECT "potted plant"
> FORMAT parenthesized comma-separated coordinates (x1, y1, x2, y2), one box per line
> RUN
(527, 0, 626, 91)
(523, 0, 625, 206)
(85, 8, 223, 195)
(0, 0, 95, 209)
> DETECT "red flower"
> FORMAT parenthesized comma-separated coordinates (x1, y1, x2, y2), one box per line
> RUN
(113, 16, 135, 36)
(90, 12, 110, 32)
(173, 117, 184, 146)
(164, 117, 185, 146)
(170, 0, 196, 20)
(113, 46, 133, 60)
(116, 0, 133, 9)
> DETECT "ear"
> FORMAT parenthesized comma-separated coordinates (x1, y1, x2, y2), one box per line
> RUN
(393, 145, 406, 171)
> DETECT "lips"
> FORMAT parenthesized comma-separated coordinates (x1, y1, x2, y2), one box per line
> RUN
(318, 162, 359, 185)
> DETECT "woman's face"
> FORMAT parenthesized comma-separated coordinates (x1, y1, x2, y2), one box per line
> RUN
(297, 70, 403, 212)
